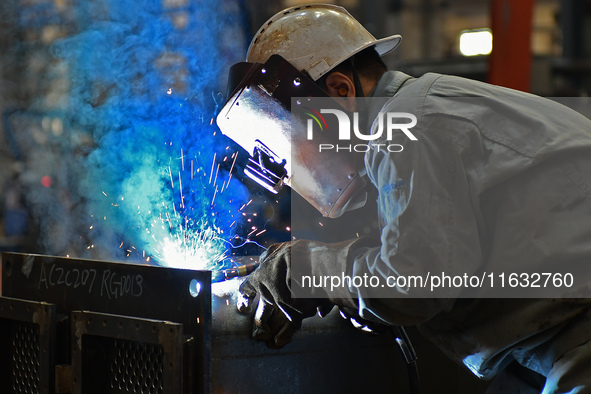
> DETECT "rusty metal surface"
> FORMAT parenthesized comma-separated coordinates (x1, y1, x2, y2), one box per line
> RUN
(0, 296, 57, 394)
(55, 365, 73, 394)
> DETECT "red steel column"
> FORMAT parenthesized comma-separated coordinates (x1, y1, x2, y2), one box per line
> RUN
(488, 0, 534, 92)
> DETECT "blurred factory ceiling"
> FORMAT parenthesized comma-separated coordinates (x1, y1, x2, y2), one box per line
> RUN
(244, 0, 590, 97)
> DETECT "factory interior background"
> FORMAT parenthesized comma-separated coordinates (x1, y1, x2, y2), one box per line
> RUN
(1, 0, 591, 393)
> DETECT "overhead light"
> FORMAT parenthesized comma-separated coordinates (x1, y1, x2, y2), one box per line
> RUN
(459, 29, 493, 57)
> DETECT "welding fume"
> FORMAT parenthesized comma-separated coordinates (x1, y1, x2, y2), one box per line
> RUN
(215, 4, 591, 393)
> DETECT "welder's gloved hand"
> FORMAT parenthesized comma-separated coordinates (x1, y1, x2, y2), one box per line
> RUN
(337, 306, 388, 335)
(237, 239, 364, 349)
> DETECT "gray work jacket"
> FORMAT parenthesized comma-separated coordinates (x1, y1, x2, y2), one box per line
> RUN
(350, 71, 591, 378)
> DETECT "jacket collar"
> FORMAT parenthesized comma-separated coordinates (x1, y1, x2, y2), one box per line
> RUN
(369, 70, 414, 98)
(365, 71, 414, 129)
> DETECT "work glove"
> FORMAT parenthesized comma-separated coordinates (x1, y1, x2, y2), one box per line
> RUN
(237, 238, 366, 349)
(337, 306, 387, 335)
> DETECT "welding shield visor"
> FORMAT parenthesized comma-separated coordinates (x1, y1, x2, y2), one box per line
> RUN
(216, 54, 367, 218)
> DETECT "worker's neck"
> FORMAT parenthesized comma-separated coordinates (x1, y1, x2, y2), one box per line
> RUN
(359, 75, 379, 97)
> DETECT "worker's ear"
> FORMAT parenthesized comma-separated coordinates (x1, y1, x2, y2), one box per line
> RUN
(324, 72, 357, 112)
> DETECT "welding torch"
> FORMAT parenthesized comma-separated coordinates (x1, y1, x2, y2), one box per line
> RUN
(212, 261, 260, 283)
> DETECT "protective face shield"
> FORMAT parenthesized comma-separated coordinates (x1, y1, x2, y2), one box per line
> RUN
(216, 55, 368, 218)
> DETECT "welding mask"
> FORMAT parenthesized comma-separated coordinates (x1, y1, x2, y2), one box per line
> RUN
(216, 55, 368, 218)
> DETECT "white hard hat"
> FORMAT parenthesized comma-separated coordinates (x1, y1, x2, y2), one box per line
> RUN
(247, 4, 402, 81)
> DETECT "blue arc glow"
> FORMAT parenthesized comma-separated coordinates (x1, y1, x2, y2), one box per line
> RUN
(48, 0, 251, 270)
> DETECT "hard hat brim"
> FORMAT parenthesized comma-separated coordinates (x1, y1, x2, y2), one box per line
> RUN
(325, 33, 401, 79)
(374, 34, 403, 57)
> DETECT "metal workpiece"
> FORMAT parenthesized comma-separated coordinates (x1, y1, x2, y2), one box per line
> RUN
(0, 252, 211, 336)
(1, 252, 411, 393)
(1, 252, 211, 394)
(210, 293, 409, 394)
(0, 296, 57, 394)
(70, 311, 184, 394)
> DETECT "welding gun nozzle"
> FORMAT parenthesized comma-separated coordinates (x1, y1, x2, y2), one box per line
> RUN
(212, 262, 260, 283)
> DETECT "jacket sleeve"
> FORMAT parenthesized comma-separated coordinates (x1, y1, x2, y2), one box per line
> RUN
(349, 114, 484, 326)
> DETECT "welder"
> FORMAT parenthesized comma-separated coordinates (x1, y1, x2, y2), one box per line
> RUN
(216, 4, 591, 393)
